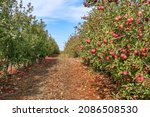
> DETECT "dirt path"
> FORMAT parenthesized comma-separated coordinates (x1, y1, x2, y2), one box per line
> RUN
(0, 57, 116, 100)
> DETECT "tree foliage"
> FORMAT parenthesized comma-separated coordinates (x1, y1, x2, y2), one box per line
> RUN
(63, 35, 81, 57)
(78, 0, 150, 99)
(0, 0, 59, 76)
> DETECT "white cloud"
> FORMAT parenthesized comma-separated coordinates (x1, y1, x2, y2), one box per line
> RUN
(18, 0, 91, 23)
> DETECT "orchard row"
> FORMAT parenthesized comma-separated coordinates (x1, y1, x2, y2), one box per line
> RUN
(65, 0, 150, 99)
(0, 0, 59, 77)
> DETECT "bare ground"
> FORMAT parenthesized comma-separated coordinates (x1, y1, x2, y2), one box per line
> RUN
(0, 57, 116, 100)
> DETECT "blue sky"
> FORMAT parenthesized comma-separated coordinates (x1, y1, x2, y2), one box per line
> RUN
(21, 0, 91, 50)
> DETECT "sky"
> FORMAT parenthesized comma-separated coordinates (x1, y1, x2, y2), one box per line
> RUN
(20, 0, 91, 50)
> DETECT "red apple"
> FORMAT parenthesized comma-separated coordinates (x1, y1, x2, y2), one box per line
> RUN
(86, 39, 91, 43)
(103, 38, 107, 44)
(121, 49, 127, 54)
(121, 54, 127, 60)
(97, 6, 105, 11)
(112, 32, 119, 38)
(80, 45, 84, 49)
(105, 56, 110, 61)
(136, 74, 145, 82)
(134, 50, 140, 56)
(97, 6, 101, 10)
(115, 16, 122, 21)
(119, 24, 123, 29)
(127, 45, 131, 49)
(141, 47, 147, 53)
(113, 55, 118, 59)
(127, 17, 134, 23)
(109, 51, 115, 56)
(100, 6, 105, 11)
(121, 70, 128, 75)
(145, 0, 150, 4)
(109, 51, 117, 59)
(144, 66, 148, 72)
(91, 49, 97, 54)
(141, 52, 147, 57)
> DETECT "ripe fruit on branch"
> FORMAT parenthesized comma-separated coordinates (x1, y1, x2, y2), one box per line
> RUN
(109, 51, 118, 59)
(127, 18, 134, 23)
(127, 45, 131, 49)
(112, 32, 119, 38)
(139, 33, 143, 38)
(145, 0, 150, 4)
(108, 0, 113, 2)
(143, 65, 149, 72)
(109, 51, 115, 56)
(100, 6, 105, 10)
(121, 49, 127, 54)
(118, 24, 123, 29)
(80, 45, 85, 49)
(136, 74, 145, 82)
(103, 38, 107, 44)
(91, 48, 97, 54)
(115, 0, 119, 4)
(134, 50, 140, 56)
(115, 16, 122, 21)
(121, 54, 127, 60)
(97, 6, 105, 11)
(86, 38, 91, 44)
(141, 52, 147, 57)
(80, 0, 150, 99)
(105, 56, 110, 61)
(141, 47, 147, 53)
(121, 70, 128, 76)
(134, 50, 138, 55)
(112, 55, 118, 59)
(97, 6, 101, 10)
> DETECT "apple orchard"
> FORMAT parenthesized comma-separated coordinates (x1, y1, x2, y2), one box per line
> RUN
(65, 0, 150, 99)
(0, 0, 150, 100)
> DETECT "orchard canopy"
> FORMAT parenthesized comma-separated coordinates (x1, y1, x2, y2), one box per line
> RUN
(69, 0, 149, 99)
(0, 0, 59, 76)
